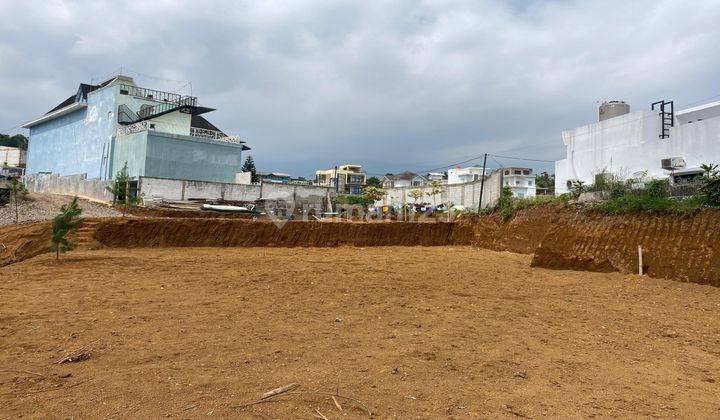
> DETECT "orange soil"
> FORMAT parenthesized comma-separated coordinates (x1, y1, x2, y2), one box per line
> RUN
(1, 247, 719, 418)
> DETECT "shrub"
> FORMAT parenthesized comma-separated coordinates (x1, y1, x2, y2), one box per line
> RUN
(696, 164, 720, 207)
(644, 178, 669, 199)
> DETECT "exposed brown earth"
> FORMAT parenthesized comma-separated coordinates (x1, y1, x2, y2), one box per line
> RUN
(530, 209, 720, 287)
(92, 218, 472, 248)
(1, 247, 719, 418)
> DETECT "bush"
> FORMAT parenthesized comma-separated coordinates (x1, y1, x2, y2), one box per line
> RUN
(333, 194, 372, 208)
(696, 164, 720, 207)
(492, 187, 566, 220)
(644, 179, 669, 199)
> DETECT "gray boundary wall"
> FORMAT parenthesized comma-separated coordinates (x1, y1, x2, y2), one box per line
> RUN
(376, 170, 503, 210)
(139, 176, 335, 205)
(24, 173, 115, 203)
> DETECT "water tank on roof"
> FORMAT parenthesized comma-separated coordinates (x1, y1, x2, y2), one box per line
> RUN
(599, 101, 630, 121)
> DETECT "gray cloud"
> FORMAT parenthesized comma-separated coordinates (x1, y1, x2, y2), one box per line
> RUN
(1, 0, 719, 177)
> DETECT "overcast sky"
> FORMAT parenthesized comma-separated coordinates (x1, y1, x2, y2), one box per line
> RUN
(1, 0, 719, 177)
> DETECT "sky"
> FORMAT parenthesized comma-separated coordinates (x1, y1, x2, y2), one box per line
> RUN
(1, 0, 719, 178)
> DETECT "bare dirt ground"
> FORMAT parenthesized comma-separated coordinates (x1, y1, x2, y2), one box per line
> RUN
(1, 246, 719, 418)
(0, 193, 121, 227)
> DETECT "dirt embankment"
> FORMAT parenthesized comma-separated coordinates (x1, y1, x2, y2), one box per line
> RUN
(4, 207, 720, 286)
(93, 218, 474, 248)
(467, 206, 720, 287)
(0, 221, 52, 266)
(530, 210, 720, 287)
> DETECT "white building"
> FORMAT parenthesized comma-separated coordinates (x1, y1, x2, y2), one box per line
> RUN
(426, 172, 445, 182)
(0, 146, 26, 168)
(555, 99, 720, 194)
(447, 166, 488, 184)
(501, 167, 536, 198)
(381, 171, 427, 188)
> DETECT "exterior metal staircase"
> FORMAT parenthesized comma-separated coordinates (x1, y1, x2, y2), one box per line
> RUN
(651, 100, 674, 139)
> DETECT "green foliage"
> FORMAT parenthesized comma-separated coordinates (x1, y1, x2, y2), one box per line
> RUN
(696, 164, 720, 207)
(596, 195, 699, 215)
(408, 189, 423, 204)
(596, 177, 693, 215)
(0, 133, 29, 150)
(535, 171, 555, 195)
(569, 180, 586, 198)
(365, 176, 382, 188)
(644, 178, 669, 199)
(425, 180, 445, 204)
(362, 186, 387, 204)
(50, 197, 83, 259)
(106, 162, 141, 206)
(241, 155, 259, 183)
(493, 187, 566, 220)
(333, 194, 372, 207)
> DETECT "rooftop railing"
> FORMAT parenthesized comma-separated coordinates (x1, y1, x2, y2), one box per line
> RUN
(118, 122, 244, 145)
(119, 84, 196, 105)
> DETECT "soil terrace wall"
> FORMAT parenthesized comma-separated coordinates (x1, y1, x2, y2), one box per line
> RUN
(530, 210, 720, 287)
(93, 218, 475, 248)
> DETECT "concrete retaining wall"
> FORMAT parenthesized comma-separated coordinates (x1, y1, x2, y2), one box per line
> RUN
(377, 170, 504, 209)
(139, 176, 334, 206)
(24, 173, 114, 203)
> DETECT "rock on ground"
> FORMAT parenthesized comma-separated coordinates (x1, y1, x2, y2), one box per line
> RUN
(0, 193, 121, 227)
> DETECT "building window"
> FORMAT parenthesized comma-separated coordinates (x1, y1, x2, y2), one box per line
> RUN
(514, 170, 521, 175)
(120, 89, 129, 95)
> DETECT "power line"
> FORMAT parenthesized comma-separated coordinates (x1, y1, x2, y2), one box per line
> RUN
(489, 154, 555, 163)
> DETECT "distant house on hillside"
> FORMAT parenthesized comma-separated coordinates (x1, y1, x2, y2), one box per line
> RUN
(502, 167, 536, 198)
(426, 172, 445, 182)
(381, 171, 427, 188)
(257, 172, 291, 184)
(315, 164, 366, 194)
(447, 166, 487, 184)
(21, 75, 250, 183)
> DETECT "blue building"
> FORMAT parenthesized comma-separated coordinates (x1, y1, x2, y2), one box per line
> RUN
(22, 75, 250, 183)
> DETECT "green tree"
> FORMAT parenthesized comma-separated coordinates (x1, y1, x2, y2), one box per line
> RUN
(50, 197, 83, 260)
(241, 155, 259, 183)
(696, 163, 720, 207)
(0, 133, 29, 150)
(535, 172, 555, 195)
(408, 189, 423, 205)
(106, 162, 141, 215)
(362, 186, 386, 205)
(425, 180, 445, 205)
(365, 176, 382, 188)
(7, 176, 28, 224)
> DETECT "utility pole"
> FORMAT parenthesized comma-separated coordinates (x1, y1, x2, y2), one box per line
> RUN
(478, 153, 488, 211)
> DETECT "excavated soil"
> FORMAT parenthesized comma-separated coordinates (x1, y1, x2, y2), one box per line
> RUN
(1, 247, 719, 418)
(92, 218, 474, 248)
(3, 205, 720, 286)
(0, 221, 52, 267)
(529, 209, 720, 287)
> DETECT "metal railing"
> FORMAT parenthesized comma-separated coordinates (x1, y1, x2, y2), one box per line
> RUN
(189, 127, 244, 144)
(119, 84, 196, 105)
(118, 121, 153, 136)
(118, 123, 244, 145)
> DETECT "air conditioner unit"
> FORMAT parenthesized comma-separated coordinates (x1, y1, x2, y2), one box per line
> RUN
(661, 157, 686, 171)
